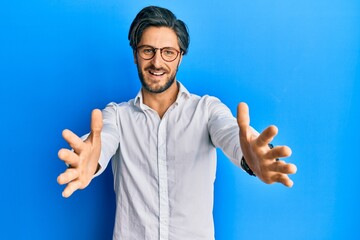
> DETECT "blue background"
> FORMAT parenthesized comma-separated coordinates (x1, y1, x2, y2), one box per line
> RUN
(1, 0, 359, 239)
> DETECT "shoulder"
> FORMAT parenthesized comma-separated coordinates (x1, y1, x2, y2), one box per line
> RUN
(181, 93, 232, 120)
(104, 99, 137, 110)
(197, 95, 234, 119)
(102, 99, 140, 117)
(195, 94, 226, 110)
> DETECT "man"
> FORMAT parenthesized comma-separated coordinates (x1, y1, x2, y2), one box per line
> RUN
(57, 6, 297, 240)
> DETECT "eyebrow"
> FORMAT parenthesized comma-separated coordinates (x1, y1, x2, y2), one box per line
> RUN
(138, 44, 180, 50)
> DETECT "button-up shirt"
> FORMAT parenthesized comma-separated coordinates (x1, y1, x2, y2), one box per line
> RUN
(95, 82, 246, 240)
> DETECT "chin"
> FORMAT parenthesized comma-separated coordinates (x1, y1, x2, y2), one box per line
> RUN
(142, 77, 175, 94)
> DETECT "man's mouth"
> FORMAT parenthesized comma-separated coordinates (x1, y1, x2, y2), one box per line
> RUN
(149, 70, 165, 76)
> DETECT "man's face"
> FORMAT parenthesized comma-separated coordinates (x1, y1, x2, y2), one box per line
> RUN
(134, 26, 182, 94)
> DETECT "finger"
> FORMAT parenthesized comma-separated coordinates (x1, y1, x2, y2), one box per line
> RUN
(58, 148, 79, 166)
(272, 173, 294, 187)
(62, 129, 84, 153)
(237, 102, 250, 129)
(237, 102, 251, 141)
(265, 146, 292, 160)
(285, 163, 297, 174)
(269, 161, 297, 174)
(256, 125, 278, 147)
(62, 180, 82, 198)
(57, 168, 79, 185)
(90, 109, 103, 138)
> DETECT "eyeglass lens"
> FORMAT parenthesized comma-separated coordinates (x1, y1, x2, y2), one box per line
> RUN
(137, 46, 180, 62)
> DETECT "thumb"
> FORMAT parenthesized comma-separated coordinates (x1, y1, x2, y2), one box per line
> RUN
(90, 109, 103, 138)
(237, 102, 250, 130)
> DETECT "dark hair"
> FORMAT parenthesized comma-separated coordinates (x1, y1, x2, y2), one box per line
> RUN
(128, 6, 190, 55)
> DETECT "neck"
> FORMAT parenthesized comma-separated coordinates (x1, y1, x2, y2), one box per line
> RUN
(142, 80, 179, 118)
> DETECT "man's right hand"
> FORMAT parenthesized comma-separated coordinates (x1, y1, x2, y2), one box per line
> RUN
(57, 109, 103, 198)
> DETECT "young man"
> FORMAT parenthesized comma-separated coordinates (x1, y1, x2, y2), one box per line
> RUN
(57, 6, 297, 240)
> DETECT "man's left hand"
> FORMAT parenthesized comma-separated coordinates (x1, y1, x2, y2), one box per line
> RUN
(237, 102, 297, 187)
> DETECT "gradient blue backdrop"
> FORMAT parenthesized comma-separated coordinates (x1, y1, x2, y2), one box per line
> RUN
(1, 0, 359, 239)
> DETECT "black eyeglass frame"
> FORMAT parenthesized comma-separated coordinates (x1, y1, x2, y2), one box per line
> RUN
(136, 45, 183, 62)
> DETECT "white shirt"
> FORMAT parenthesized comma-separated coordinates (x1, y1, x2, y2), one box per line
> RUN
(96, 82, 245, 240)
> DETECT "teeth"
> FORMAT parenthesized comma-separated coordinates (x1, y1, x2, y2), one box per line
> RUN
(150, 71, 165, 76)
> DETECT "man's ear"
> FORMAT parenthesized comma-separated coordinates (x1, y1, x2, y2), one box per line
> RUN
(133, 50, 138, 64)
(178, 53, 184, 66)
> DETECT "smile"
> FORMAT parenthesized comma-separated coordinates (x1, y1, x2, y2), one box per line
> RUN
(149, 70, 165, 76)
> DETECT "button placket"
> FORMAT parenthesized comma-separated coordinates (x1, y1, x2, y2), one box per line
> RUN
(157, 117, 169, 240)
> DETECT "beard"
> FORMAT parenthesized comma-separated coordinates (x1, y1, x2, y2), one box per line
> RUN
(137, 65, 178, 94)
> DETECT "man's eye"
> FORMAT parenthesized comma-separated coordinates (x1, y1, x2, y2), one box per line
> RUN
(163, 49, 175, 56)
(142, 48, 153, 54)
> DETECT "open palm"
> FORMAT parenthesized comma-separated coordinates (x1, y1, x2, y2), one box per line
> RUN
(57, 109, 103, 197)
(237, 102, 297, 187)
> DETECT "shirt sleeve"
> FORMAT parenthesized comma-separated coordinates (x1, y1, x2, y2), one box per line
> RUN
(207, 96, 258, 168)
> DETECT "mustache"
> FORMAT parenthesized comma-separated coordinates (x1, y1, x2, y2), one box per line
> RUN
(145, 65, 168, 72)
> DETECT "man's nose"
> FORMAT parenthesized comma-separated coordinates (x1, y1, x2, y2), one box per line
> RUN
(150, 50, 163, 67)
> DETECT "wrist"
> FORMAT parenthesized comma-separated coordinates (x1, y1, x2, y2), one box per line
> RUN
(241, 156, 256, 176)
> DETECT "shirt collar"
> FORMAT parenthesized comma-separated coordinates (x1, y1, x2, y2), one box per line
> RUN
(134, 81, 190, 109)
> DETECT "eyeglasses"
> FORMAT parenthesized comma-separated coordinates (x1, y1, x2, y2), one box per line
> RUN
(136, 45, 182, 62)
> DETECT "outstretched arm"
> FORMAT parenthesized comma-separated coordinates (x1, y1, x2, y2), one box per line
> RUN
(237, 102, 297, 187)
(57, 109, 103, 197)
